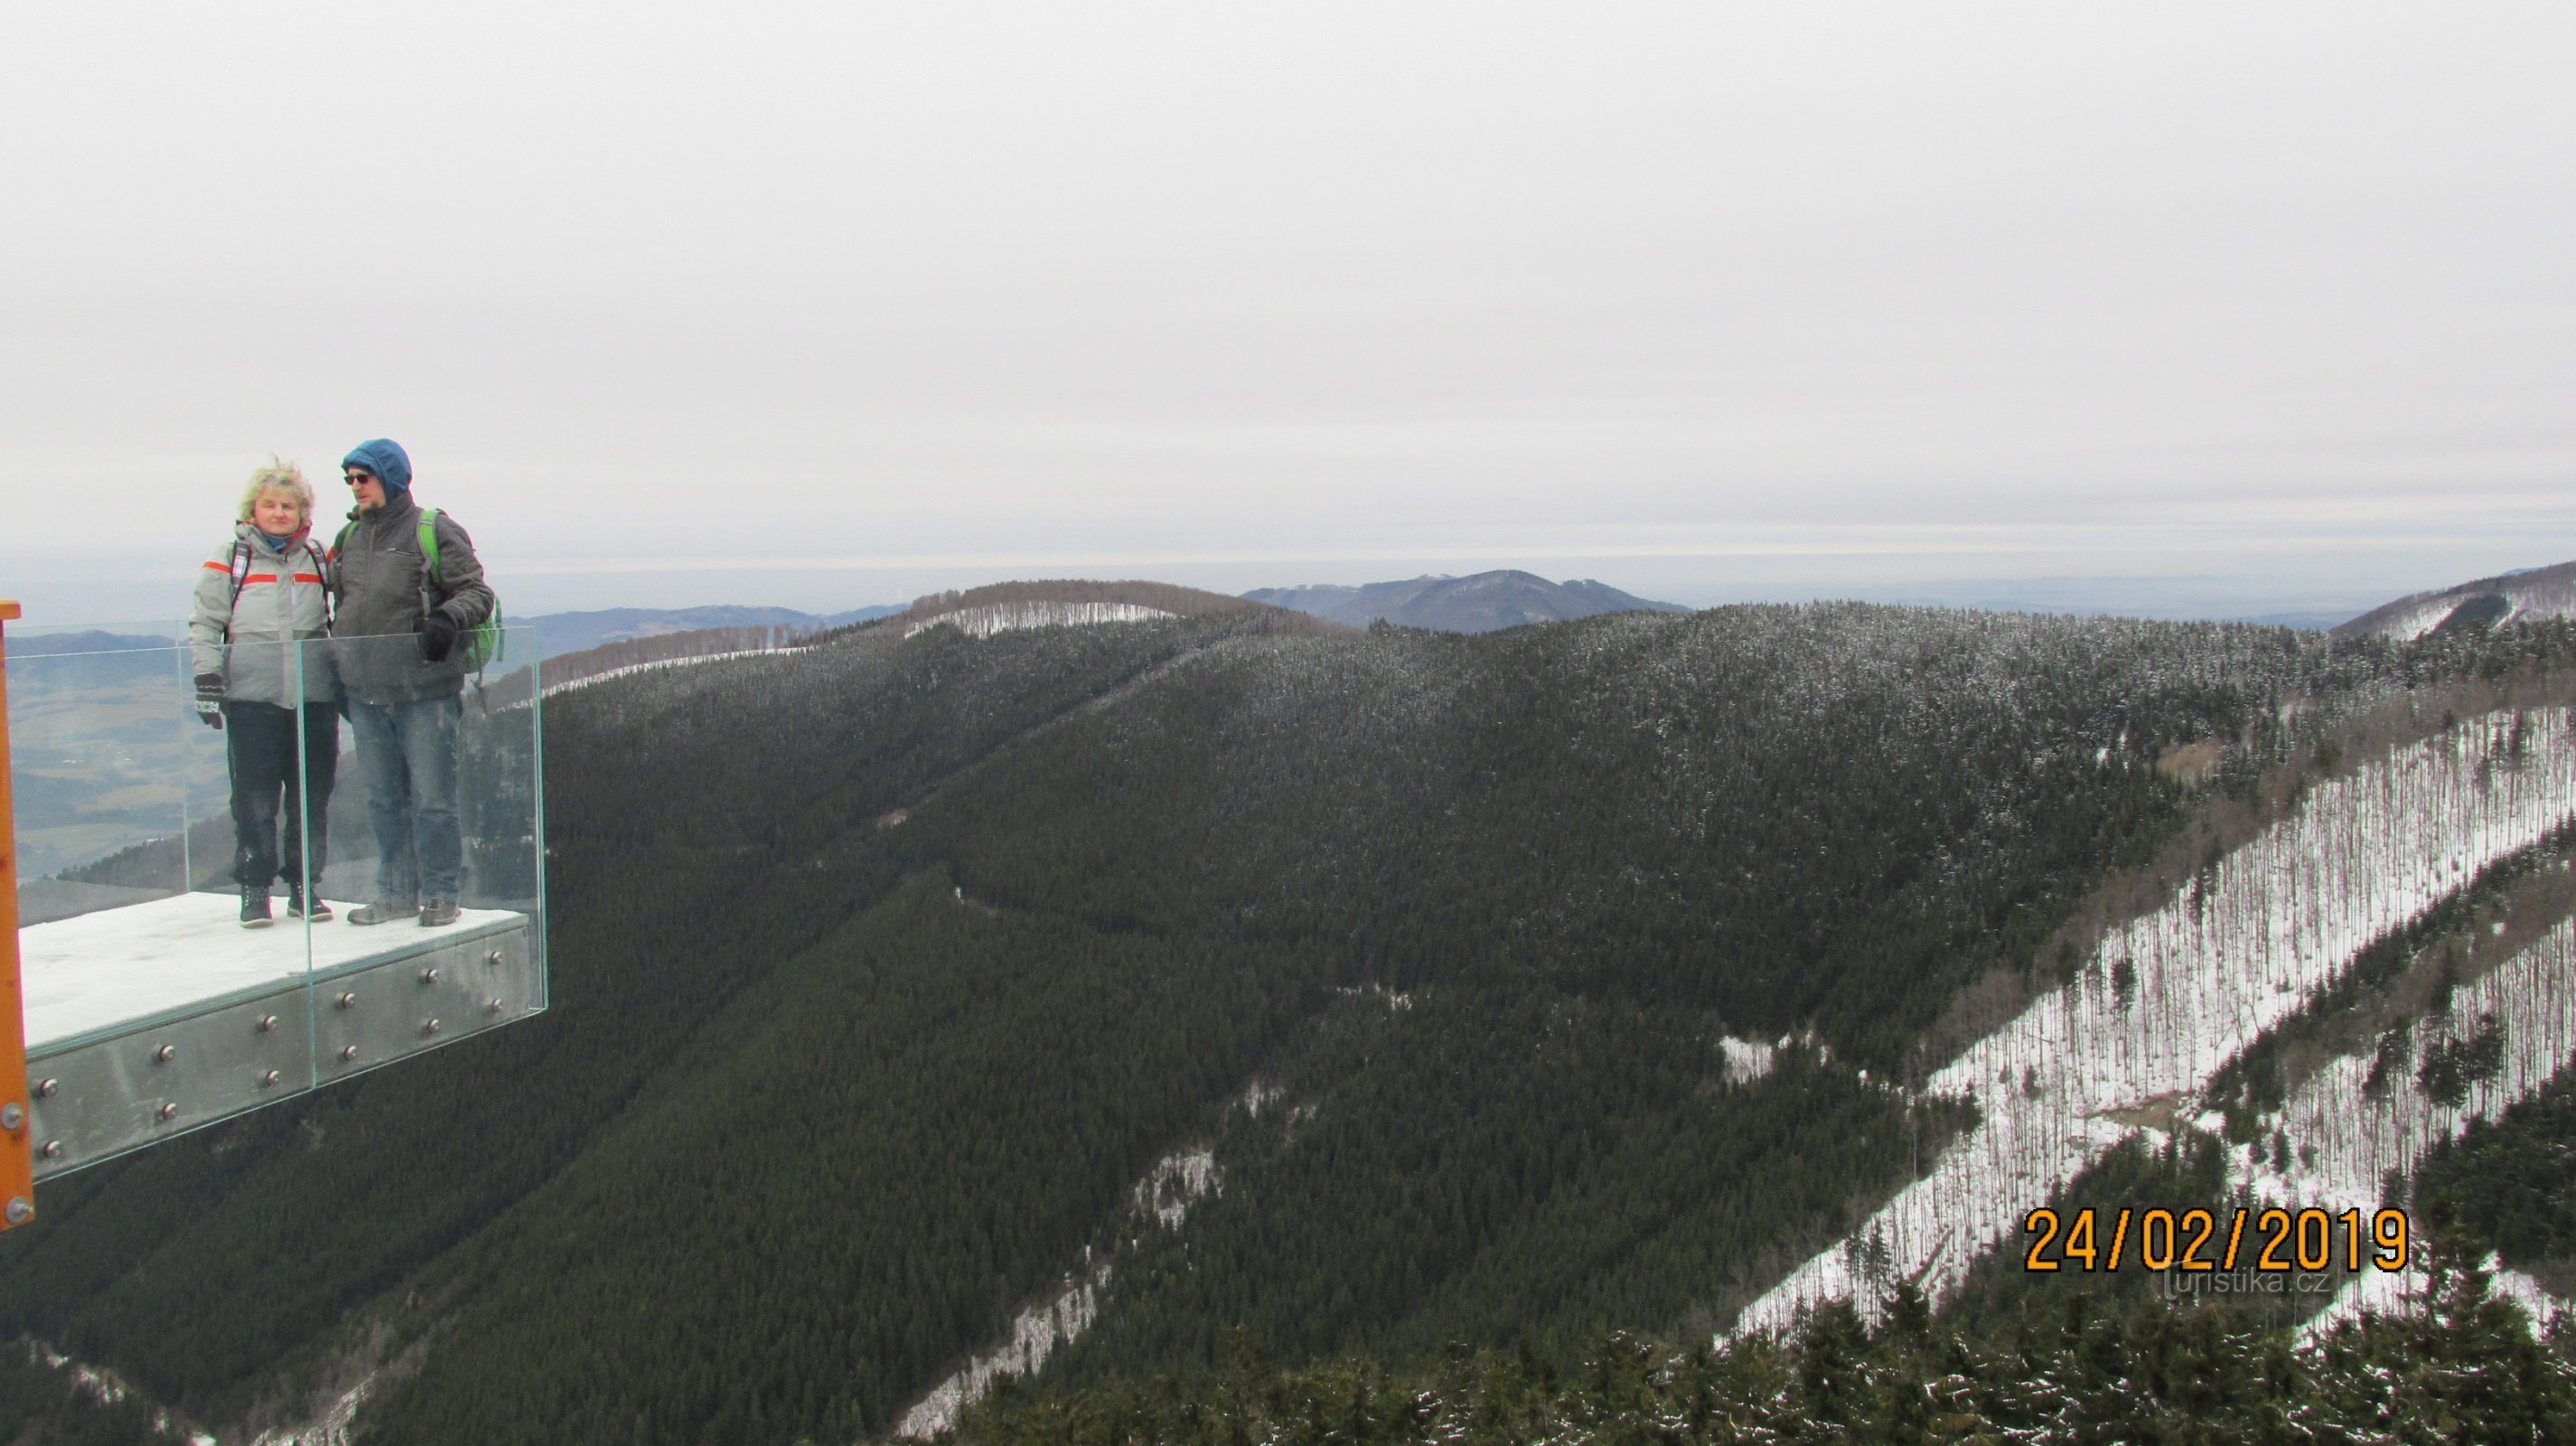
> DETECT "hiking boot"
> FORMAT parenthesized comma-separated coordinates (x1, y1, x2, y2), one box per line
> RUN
(239, 886, 273, 929)
(286, 885, 333, 923)
(418, 898, 461, 928)
(347, 899, 419, 926)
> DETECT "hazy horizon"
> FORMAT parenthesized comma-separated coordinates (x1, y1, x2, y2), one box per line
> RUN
(6, 5, 2570, 626)
(13, 559, 2439, 636)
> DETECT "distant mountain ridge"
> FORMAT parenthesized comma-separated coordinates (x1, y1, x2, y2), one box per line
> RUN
(1245, 570, 1689, 632)
(522, 604, 902, 660)
(501, 582, 1336, 701)
(896, 578, 1344, 641)
(2335, 559, 2576, 639)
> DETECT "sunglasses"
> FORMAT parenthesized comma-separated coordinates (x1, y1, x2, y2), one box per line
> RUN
(343, 472, 378, 486)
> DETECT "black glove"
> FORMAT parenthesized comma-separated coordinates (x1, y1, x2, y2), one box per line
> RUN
(417, 611, 460, 662)
(194, 672, 225, 730)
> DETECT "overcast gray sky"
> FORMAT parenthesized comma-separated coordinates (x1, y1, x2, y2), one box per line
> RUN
(4, 4, 2570, 624)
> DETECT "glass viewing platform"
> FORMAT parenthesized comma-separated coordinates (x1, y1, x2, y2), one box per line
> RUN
(6, 620, 548, 1188)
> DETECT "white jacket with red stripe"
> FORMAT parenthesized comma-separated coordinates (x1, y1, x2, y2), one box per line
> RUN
(189, 522, 339, 706)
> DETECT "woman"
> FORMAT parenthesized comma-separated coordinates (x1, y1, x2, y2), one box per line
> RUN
(188, 458, 341, 926)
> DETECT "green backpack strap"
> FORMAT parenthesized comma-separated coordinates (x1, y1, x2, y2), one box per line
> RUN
(413, 506, 503, 674)
(417, 507, 445, 587)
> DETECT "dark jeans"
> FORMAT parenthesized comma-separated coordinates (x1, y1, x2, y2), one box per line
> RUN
(223, 700, 339, 890)
(345, 695, 464, 905)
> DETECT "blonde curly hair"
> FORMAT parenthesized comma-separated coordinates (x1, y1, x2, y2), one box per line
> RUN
(236, 457, 314, 526)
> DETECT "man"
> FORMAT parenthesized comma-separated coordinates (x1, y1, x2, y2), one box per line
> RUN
(329, 438, 494, 927)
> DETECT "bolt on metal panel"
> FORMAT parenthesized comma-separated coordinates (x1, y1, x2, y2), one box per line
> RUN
(6, 620, 550, 1206)
(25, 916, 538, 1179)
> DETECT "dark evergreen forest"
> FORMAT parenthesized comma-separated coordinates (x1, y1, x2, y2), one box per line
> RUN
(3, 604, 2571, 1442)
(958, 1241, 2576, 1445)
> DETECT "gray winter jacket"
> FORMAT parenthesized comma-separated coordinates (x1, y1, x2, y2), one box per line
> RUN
(327, 493, 496, 704)
(189, 523, 338, 707)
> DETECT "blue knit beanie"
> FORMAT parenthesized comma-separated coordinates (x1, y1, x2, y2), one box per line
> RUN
(342, 438, 413, 493)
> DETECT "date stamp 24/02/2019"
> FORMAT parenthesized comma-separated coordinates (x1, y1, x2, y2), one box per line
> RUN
(2022, 1207, 2411, 1274)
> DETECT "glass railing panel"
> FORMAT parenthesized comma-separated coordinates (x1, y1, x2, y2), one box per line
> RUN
(5, 624, 204, 927)
(208, 634, 332, 1094)
(21, 634, 320, 1007)
(9, 628, 323, 1173)
(292, 627, 546, 1084)
(11, 620, 545, 1178)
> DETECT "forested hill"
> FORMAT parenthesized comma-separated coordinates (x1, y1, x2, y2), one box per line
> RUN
(1244, 569, 1686, 632)
(2337, 559, 2576, 640)
(3, 601, 2571, 1443)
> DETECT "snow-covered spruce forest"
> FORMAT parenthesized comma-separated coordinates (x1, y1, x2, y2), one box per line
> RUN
(10, 601, 2576, 1445)
(1739, 707, 2576, 1336)
(2284, 912, 2576, 1329)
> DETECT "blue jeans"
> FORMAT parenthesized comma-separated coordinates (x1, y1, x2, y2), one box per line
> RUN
(345, 696, 464, 904)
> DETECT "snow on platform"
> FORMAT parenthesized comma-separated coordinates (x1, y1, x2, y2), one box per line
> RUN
(22, 891, 525, 1051)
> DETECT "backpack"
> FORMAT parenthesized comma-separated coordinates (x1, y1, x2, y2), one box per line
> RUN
(417, 508, 504, 672)
(333, 507, 504, 672)
(224, 535, 333, 638)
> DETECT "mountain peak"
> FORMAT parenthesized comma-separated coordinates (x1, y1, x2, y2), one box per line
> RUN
(1243, 569, 1689, 633)
(895, 579, 1345, 638)
(2335, 559, 2576, 639)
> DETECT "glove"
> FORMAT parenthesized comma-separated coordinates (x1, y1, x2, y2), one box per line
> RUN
(194, 672, 225, 730)
(417, 611, 460, 662)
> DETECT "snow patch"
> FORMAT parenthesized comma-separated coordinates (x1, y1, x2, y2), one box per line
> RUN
(246, 1378, 370, 1446)
(24, 1338, 130, 1410)
(540, 647, 784, 697)
(2488, 1259, 2570, 1330)
(1335, 981, 1413, 1012)
(1134, 1147, 1222, 1229)
(1718, 1035, 1776, 1085)
(894, 1263, 1110, 1440)
(907, 602, 1176, 640)
(894, 1139, 1227, 1436)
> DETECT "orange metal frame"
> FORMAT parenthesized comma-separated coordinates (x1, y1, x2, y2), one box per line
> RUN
(0, 600, 33, 1226)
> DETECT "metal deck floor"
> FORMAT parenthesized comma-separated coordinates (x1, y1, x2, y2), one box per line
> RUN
(23, 891, 524, 1050)
(17, 891, 541, 1181)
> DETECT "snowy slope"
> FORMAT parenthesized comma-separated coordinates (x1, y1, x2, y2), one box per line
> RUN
(2240, 911, 2576, 1330)
(905, 601, 1176, 640)
(893, 1263, 1110, 1441)
(892, 1143, 1224, 1438)
(539, 647, 786, 698)
(1735, 709, 2576, 1336)
(2335, 560, 2576, 641)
